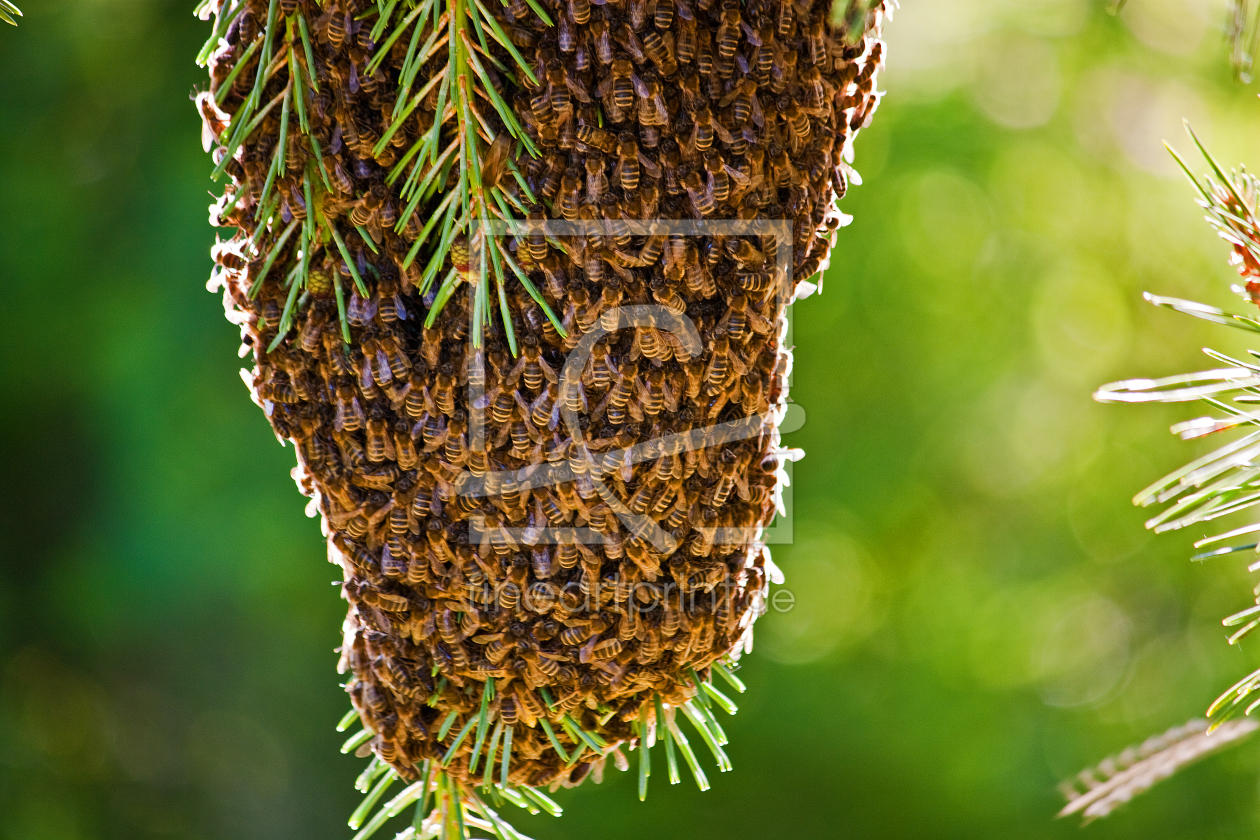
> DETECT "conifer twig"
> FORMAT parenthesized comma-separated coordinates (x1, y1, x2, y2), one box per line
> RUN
(1059, 719, 1259, 823)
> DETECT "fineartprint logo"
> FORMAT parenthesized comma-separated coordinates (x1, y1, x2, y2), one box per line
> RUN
(451, 218, 805, 561)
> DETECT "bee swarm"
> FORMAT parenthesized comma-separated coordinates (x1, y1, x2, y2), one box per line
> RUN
(201, 0, 887, 791)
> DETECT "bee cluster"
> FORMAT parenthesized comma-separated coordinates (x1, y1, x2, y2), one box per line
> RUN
(201, 0, 886, 792)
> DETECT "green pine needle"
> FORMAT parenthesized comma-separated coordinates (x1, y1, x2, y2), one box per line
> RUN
(349, 769, 398, 830)
(341, 727, 373, 754)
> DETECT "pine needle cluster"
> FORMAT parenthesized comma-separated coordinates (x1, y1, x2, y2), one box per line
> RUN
(1071, 126, 1260, 819)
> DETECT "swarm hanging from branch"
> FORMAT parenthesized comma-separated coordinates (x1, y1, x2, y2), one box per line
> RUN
(195, 0, 891, 835)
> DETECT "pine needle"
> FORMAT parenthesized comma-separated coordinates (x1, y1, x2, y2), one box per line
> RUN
(1058, 719, 1259, 823)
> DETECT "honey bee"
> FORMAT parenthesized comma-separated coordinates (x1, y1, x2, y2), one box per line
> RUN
(638, 625, 662, 661)
(568, 0, 590, 24)
(366, 413, 394, 463)
(350, 185, 382, 228)
(323, 4, 348, 48)
(769, 46, 797, 95)
(334, 382, 366, 431)
(483, 387, 518, 425)
(590, 17, 614, 65)
(529, 85, 555, 123)
(642, 30, 677, 75)
(525, 206, 550, 262)
(555, 540, 581, 571)
(736, 270, 775, 295)
(635, 77, 670, 129)
(442, 411, 469, 467)
(799, 64, 827, 110)
(702, 153, 734, 204)
(661, 605, 681, 637)
(592, 638, 623, 661)
(297, 308, 327, 354)
(329, 157, 355, 195)
(437, 609, 465, 644)
(653, 0, 675, 29)
(769, 144, 796, 189)
(557, 168, 583, 220)
(432, 363, 457, 416)
(581, 277, 622, 332)
(638, 234, 666, 266)
(720, 294, 774, 341)
(688, 106, 734, 154)
(806, 17, 827, 66)
(587, 350, 617, 391)
(529, 383, 559, 430)
(507, 421, 535, 459)
(721, 79, 763, 129)
(499, 695, 520, 726)
(403, 374, 431, 420)
(394, 420, 418, 470)
(634, 325, 671, 364)
(726, 238, 765, 269)
(418, 412, 448, 453)
(782, 101, 812, 149)
(684, 247, 716, 299)
(411, 482, 436, 521)
(559, 620, 599, 646)
(674, 14, 697, 65)
(600, 373, 636, 425)
(696, 32, 714, 76)
(557, 11, 577, 53)
(703, 337, 748, 391)
(537, 154, 565, 199)
(545, 60, 574, 117)
(596, 59, 641, 122)
(775, 0, 793, 37)
(639, 369, 676, 416)
(509, 335, 558, 392)
(682, 169, 714, 217)
(585, 156, 608, 204)
(577, 125, 617, 156)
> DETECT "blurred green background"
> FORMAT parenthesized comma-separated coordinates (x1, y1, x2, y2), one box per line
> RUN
(9, 0, 1260, 837)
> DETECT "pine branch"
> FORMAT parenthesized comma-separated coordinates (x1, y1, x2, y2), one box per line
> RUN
(1087, 124, 1260, 822)
(1095, 124, 1260, 545)
(1058, 718, 1259, 823)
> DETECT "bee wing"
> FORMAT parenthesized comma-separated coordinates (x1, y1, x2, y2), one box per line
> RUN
(565, 76, 593, 103)
(631, 74, 650, 98)
(723, 162, 752, 187)
(594, 74, 613, 98)
(653, 98, 670, 126)
(637, 151, 662, 179)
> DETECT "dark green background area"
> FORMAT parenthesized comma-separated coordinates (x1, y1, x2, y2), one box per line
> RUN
(6, 1, 1260, 837)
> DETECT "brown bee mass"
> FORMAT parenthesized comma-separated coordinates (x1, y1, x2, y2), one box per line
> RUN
(201, 0, 888, 792)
